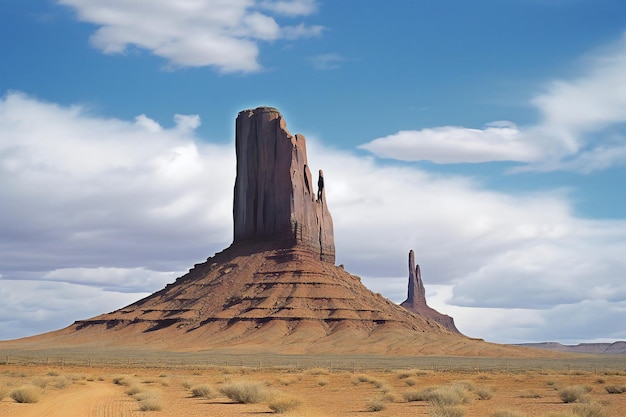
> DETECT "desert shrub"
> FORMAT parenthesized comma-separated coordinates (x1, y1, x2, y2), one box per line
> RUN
(604, 384, 626, 394)
(366, 398, 386, 412)
(518, 390, 542, 398)
(47, 371, 59, 376)
(305, 368, 329, 375)
(191, 384, 215, 398)
(113, 376, 132, 386)
(50, 376, 72, 389)
(32, 377, 51, 389)
(571, 402, 608, 417)
(491, 411, 525, 417)
(404, 386, 437, 402)
(455, 381, 476, 392)
(354, 374, 371, 384)
(139, 397, 163, 411)
(404, 377, 417, 386)
(126, 384, 144, 396)
(429, 404, 465, 417)
(267, 393, 301, 413)
(476, 386, 493, 400)
(10, 385, 41, 403)
(220, 381, 268, 403)
(0, 386, 9, 400)
(594, 378, 606, 384)
(317, 378, 328, 386)
(559, 386, 589, 403)
(428, 385, 470, 406)
(404, 385, 469, 406)
(277, 377, 297, 386)
(181, 380, 192, 390)
(396, 371, 412, 379)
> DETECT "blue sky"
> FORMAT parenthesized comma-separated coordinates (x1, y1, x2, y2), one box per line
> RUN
(2, 0, 626, 344)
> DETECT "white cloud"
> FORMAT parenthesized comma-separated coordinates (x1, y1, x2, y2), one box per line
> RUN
(2, 92, 626, 344)
(359, 122, 540, 163)
(309, 53, 345, 70)
(260, 0, 318, 16)
(360, 32, 626, 172)
(57, 0, 323, 72)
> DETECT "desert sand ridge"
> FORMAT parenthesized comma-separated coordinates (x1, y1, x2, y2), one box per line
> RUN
(0, 107, 563, 357)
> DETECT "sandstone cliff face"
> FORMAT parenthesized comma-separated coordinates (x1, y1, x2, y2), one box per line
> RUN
(400, 250, 461, 334)
(233, 107, 334, 263)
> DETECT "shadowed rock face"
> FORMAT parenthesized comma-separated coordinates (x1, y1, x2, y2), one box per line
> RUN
(233, 107, 335, 263)
(400, 250, 461, 334)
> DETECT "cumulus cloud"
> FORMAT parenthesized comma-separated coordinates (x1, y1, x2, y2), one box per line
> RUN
(57, 0, 323, 72)
(360, 33, 626, 172)
(2, 92, 626, 344)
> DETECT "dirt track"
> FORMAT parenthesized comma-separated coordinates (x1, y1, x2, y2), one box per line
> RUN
(0, 380, 138, 417)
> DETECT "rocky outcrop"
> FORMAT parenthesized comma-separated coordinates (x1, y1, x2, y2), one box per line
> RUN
(233, 107, 334, 263)
(400, 250, 461, 334)
(5, 107, 530, 356)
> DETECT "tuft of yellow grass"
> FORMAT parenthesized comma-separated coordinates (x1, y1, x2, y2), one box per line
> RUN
(366, 397, 386, 412)
(191, 384, 215, 398)
(10, 385, 41, 403)
(267, 392, 302, 413)
(220, 381, 268, 403)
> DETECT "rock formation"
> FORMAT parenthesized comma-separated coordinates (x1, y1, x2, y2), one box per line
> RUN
(4, 107, 548, 357)
(400, 250, 460, 334)
(233, 107, 334, 262)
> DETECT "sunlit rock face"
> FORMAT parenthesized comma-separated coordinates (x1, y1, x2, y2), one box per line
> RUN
(233, 107, 335, 263)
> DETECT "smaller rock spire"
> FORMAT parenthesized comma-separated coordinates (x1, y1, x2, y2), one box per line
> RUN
(406, 250, 427, 308)
(400, 249, 461, 334)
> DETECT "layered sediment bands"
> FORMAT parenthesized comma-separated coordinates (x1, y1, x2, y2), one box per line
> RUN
(233, 107, 335, 263)
(400, 249, 460, 334)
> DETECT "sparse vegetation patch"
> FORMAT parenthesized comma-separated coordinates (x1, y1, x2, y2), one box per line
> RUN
(220, 381, 268, 403)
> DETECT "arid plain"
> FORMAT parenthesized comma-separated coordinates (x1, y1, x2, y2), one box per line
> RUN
(2, 355, 626, 417)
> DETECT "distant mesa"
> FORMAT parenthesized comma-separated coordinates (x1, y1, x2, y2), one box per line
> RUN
(400, 250, 460, 334)
(0, 107, 554, 357)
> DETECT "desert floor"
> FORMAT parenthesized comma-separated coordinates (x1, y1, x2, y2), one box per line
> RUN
(1, 360, 626, 417)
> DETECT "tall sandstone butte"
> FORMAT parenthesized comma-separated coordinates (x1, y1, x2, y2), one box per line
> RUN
(400, 249, 460, 333)
(233, 107, 334, 262)
(3, 106, 549, 357)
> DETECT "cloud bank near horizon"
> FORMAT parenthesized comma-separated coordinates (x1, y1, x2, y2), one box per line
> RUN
(2, 91, 626, 344)
(360, 33, 626, 173)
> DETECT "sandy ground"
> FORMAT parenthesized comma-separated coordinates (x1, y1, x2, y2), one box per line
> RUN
(2, 364, 626, 416)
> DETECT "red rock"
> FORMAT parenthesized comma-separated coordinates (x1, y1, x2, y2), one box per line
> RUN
(233, 107, 334, 262)
(400, 249, 461, 334)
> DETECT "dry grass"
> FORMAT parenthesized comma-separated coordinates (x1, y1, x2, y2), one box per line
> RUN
(220, 381, 268, 403)
(0, 385, 9, 400)
(491, 411, 525, 417)
(559, 385, 592, 403)
(191, 383, 215, 398)
(366, 397, 386, 412)
(267, 392, 302, 413)
(475, 386, 494, 400)
(604, 384, 626, 394)
(571, 402, 608, 417)
(429, 404, 465, 417)
(317, 378, 329, 386)
(10, 385, 41, 403)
